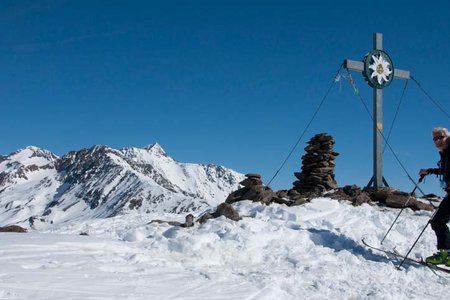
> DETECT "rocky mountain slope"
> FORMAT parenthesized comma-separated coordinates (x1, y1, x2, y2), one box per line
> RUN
(0, 144, 244, 227)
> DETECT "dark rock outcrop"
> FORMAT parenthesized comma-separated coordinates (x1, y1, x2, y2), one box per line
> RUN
(0, 225, 27, 233)
(365, 187, 434, 211)
(149, 214, 195, 227)
(197, 202, 241, 224)
(226, 173, 279, 205)
(327, 185, 434, 211)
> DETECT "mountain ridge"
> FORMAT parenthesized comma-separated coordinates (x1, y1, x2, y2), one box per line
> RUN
(0, 144, 244, 228)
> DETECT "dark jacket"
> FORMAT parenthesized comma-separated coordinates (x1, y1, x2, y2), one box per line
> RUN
(428, 147, 450, 190)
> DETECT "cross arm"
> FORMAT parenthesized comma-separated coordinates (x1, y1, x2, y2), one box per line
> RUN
(344, 59, 410, 80)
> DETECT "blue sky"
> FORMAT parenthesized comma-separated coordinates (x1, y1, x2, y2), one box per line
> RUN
(1, 0, 450, 195)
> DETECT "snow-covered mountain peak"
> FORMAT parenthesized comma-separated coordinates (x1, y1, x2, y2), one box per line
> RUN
(2, 146, 58, 168)
(143, 142, 167, 157)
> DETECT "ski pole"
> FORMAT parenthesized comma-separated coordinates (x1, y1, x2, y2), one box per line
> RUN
(397, 200, 441, 270)
(381, 174, 426, 245)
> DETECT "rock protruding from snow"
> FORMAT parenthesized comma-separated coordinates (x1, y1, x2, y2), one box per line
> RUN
(225, 173, 279, 205)
(293, 133, 338, 193)
(149, 213, 195, 227)
(327, 185, 434, 211)
(197, 202, 241, 224)
(0, 224, 27, 232)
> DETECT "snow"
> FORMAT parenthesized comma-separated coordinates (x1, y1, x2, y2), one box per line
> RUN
(0, 198, 448, 299)
(3, 147, 58, 168)
(0, 149, 60, 225)
(0, 144, 244, 224)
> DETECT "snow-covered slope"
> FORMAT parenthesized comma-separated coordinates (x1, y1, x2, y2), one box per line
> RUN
(0, 147, 60, 226)
(0, 198, 447, 299)
(0, 144, 244, 227)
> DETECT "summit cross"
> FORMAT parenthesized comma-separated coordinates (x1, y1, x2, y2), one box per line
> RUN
(344, 32, 410, 190)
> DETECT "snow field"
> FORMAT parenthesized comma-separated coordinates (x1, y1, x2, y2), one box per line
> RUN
(0, 198, 448, 299)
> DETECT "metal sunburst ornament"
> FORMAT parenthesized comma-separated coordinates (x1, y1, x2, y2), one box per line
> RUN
(363, 50, 394, 89)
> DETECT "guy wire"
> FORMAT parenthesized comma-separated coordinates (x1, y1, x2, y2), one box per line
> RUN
(345, 68, 423, 191)
(411, 75, 450, 120)
(266, 63, 344, 188)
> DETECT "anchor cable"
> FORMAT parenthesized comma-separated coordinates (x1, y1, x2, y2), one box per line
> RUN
(266, 64, 344, 187)
(383, 80, 409, 154)
(344, 68, 423, 191)
(411, 75, 450, 120)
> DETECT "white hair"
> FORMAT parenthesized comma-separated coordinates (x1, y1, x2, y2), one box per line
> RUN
(432, 127, 450, 137)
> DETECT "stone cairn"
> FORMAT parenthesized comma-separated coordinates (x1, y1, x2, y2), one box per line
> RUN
(293, 133, 339, 193)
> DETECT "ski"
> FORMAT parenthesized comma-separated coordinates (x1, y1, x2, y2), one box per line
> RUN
(361, 238, 450, 274)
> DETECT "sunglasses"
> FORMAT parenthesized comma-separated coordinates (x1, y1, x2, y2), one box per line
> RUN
(433, 135, 445, 142)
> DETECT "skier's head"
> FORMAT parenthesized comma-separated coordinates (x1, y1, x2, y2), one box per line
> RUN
(432, 127, 450, 152)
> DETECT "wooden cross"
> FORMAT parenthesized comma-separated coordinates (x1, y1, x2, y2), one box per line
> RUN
(344, 32, 410, 190)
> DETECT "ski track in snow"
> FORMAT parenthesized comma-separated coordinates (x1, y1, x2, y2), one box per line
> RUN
(0, 198, 449, 299)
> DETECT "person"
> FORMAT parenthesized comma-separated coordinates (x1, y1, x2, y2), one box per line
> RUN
(419, 127, 450, 265)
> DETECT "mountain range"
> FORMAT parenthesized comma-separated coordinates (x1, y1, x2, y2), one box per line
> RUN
(0, 143, 244, 227)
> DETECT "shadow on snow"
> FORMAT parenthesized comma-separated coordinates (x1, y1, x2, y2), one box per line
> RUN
(307, 228, 390, 263)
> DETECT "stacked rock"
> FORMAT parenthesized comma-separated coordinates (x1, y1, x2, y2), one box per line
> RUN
(239, 173, 263, 187)
(293, 133, 339, 193)
(225, 173, 277, 205)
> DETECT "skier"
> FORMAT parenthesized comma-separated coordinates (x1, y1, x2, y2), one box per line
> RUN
(419, 127, 450, 265)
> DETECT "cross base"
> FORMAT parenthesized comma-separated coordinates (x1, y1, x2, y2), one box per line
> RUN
(365, 176, 389, 189)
